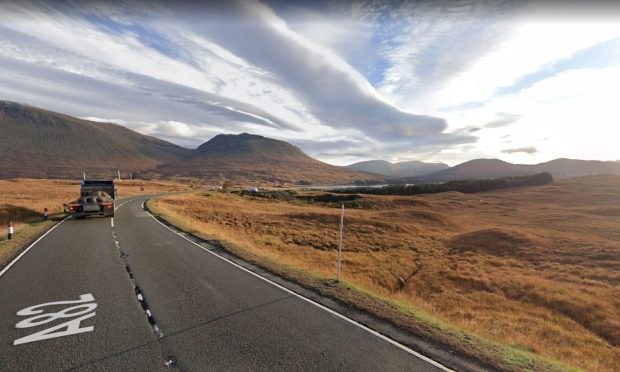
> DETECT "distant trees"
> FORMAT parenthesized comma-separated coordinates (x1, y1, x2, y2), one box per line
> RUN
(333, 173, 554, 196)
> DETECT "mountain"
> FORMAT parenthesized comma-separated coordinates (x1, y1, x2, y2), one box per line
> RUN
(531, 158, 620, 178)
(154, 133, 380, 185)
(0, 101, 378, 184)
(346, 160, 400, 177)
(347, 160, 449, 178)
(415, 158, 620, 182)
(0, 101, 189, 178)
(194, 133, 310, 161)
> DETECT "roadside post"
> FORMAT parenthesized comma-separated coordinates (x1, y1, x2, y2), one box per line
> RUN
(43, 208, 48, 221)
(8, 221, 14, 240)
(337, 203, 344, 282)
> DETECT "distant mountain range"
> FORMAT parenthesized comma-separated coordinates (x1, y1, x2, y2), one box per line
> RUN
(346, 160, 449, 178)
(0, 101, 377, 184)
(2, 101, 619, 184)
(408, 158, 620, 182)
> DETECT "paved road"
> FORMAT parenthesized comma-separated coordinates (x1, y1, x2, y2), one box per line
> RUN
(0, 196, 447, 371)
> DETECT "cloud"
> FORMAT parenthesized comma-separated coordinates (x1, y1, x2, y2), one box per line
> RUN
(501, 147, 538, 154)
(0, 0, 460, 161)
(485, 113, 522, 128)
(184, 1, 448, 141)
(1, 0, 618, 166)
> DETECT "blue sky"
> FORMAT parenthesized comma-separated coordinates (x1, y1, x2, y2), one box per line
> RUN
(0, 0, 619, 165)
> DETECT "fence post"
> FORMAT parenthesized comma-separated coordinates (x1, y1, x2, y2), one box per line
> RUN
(337, 203, 344, 282)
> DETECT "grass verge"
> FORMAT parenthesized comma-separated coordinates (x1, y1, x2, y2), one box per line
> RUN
(0, 217, 60, 269)
(147, 195, 578, 372)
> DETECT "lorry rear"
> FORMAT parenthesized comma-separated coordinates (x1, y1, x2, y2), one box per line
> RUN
(66, 180, 116, 218)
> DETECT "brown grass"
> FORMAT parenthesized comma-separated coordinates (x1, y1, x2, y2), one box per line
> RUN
(151, 175, 620, 371)
(0, 178, 189, 267)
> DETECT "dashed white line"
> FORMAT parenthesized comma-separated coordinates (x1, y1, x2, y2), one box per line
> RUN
(110, 217, 114, 228)
(143, 200, 454, 372)
(0, 216, 71, 278)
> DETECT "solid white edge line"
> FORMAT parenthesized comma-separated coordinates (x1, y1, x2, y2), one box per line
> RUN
(0, 216, 71, 278)
(143, 200, 454, 372)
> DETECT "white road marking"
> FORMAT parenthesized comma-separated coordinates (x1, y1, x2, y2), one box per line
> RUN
(144, 202, 454, 372)
(13, 293, 97, 345)
(110, 217, 114, 228)
(0, 215, 71, 278)
(114, 197, 140, 211)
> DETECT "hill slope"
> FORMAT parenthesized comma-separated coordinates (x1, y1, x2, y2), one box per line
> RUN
(0, 101, 189, 178)
(347, 160, 449, 178)
(416, 158, 620, 181)
(155, 133, 380, 185)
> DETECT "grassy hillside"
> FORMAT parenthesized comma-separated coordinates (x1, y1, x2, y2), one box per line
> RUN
(155, 133, 381, 185)
(0, 101, 189, 179)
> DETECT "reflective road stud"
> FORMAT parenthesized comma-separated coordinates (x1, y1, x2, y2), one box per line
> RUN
(8, 221, 13, 240)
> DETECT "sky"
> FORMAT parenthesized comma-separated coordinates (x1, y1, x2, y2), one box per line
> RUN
(0, 0, 619, 166)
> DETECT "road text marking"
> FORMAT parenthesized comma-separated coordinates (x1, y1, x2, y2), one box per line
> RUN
(13, 293, 97, 345)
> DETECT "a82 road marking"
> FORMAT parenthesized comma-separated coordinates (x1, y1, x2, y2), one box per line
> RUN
(13, 293, 97, 345)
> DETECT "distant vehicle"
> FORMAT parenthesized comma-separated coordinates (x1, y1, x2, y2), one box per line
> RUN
(66, 180, 116, 218)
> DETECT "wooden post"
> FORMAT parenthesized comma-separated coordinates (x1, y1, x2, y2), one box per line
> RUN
(337, 203, 344, 281)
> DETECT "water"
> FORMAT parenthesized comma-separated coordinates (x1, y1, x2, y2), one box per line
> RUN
(306, 184, 389, 191)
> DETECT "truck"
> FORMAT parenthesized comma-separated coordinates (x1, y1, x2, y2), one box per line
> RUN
(65, 180, 116, 218)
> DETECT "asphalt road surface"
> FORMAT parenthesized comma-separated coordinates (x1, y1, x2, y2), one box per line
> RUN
(0, 196, 449, 371)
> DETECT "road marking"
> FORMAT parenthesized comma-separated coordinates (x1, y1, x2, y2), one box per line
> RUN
(110, 217, 114, 228)
(13, 293, 97, 345)
(110, 212, 164, 339)
(114, 197, 140, 211)
(144, 201, 454, 372)
(0, 216, 71, 278)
